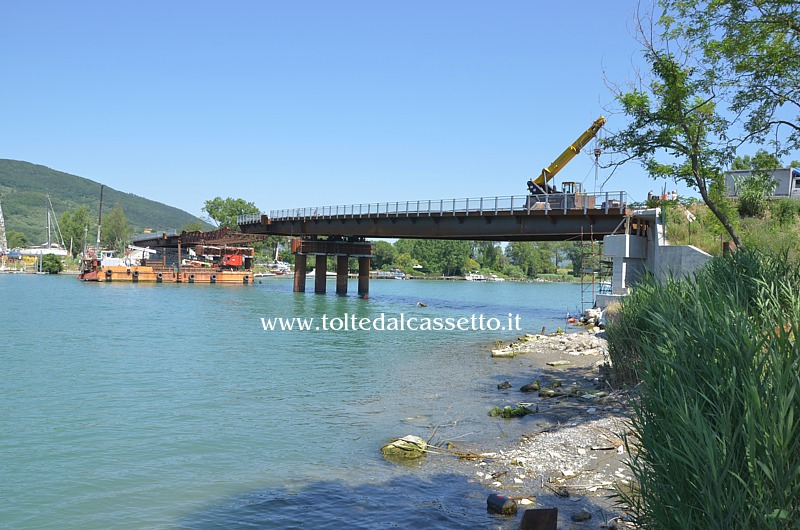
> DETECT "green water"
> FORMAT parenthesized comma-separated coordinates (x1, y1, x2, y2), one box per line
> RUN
(0, 274, 583, 529)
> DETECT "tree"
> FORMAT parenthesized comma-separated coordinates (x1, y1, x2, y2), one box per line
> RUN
(663, 0, 800, 153)
(602, 7, 742, 246)
(202, 197, 259, 229)
(262, 235, 290, 261)
(59, 205, 94, 256)
(473, 241, 501, 270)
(399, 239, 470, 275)
(101, 204, 130, 253)
(731, 149, 782, 171)
(395, 252, 415, 270)
(539, 241, 572, 270)
(6, 231, 28, 249)
(372, 240, 397, 269)
(506, 242, 556, 277)
(394, 239, 417, 257)
(41, 253, 63, 274)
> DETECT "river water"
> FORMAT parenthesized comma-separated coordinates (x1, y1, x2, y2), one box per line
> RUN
(0, 274, 584, 529)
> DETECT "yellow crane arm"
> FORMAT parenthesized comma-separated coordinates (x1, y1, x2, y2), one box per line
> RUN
(534, 116, 606, 186)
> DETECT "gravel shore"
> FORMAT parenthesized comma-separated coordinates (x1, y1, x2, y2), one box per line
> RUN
(465, 329, 636, 529)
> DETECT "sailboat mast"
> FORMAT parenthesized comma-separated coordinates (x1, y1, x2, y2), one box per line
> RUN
(95, 185, 104, 252)
(47, 194, 66, 249)
(0, 199, 7, 252)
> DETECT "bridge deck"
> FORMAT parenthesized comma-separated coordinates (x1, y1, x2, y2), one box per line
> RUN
(238, 192, 632, 241)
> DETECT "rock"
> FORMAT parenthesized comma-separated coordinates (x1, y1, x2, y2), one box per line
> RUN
(489, 404, 537, 418)
(538, 387, 583, 398)
(571, 508, 592, 522)
(491, 348, 520, 358)
(520, 380, 540, 392)
(381, 435, 428, 459)
(497, 381, 512, 389)
(546, 360, 571, 367)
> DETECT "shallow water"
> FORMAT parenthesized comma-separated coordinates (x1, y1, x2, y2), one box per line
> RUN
(0, 274, 583, 529)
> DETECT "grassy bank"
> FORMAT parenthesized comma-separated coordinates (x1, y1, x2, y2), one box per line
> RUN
(606, 248, 800, 528)
(663, 198, 800, 259)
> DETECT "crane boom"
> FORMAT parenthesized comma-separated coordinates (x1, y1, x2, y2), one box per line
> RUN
(533, 116, 606, 187)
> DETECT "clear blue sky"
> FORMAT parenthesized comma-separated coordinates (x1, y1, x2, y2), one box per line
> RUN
(0, 1, 716, 220)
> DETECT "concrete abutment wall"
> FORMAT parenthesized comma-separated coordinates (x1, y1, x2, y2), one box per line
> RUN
(596, 208, 712, 309)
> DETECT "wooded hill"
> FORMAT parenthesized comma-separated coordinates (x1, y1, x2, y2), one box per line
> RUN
(0, 159, 209, 245)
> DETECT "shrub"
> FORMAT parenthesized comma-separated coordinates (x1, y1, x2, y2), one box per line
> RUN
(771, 198, 800, 227)
(736, 172, 777, 218)
(41, 253, 63, 274)
(608, 249, 800, 528)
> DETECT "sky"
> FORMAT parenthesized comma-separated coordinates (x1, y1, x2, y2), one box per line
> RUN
(0, 1, 777, 221)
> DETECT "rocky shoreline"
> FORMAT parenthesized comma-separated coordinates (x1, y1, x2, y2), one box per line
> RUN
(465, 329, 635, 529)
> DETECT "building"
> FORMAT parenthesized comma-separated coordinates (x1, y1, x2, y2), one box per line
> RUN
(725, 167, 800, 199)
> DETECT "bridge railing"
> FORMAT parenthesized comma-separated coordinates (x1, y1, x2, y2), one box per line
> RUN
(237, 192, 627, 225)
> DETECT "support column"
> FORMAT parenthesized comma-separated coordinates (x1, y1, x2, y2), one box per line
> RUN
(177, 240, 182, 282)
(358, 256, 370, 298)
(293, 253, 307, 292)
(336, 255, 348, 295)
(315, 254, 327, 294)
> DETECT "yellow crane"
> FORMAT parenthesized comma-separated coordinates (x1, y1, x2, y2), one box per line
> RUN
(528, 116, 606, 194)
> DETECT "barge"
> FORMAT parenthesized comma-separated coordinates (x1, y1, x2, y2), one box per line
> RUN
(79, 228, 263, 284)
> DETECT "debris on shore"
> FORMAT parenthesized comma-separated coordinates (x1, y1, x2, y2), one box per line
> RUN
(480, 328, 634, 526)
(491, 328, 608, 358)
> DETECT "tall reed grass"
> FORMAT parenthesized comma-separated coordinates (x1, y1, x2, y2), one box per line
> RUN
(607, 249, 800, 528)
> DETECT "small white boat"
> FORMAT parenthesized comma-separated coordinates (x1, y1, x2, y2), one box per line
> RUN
(464, 271, 487, 281)
(488, 274, 505, 282)
(306, 270, 337, 278)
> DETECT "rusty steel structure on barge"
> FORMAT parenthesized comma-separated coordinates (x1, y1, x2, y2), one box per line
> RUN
(237, 191, 640, 297)
(79, 227, 265, 284)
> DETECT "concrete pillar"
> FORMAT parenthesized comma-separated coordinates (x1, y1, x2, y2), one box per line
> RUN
(293, 253, 307, 292)
(358, 256, 370, 298)
(315, 254, 327, 294)
(336, 255, 348, 295)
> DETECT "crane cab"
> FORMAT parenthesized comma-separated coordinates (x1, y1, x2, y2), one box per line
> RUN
(561, 181, 582, 194)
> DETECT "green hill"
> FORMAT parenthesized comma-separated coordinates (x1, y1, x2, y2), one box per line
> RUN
(0, 159, 210, 246)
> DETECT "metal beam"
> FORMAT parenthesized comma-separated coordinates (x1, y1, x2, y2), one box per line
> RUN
(240, 211, 629, 241)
